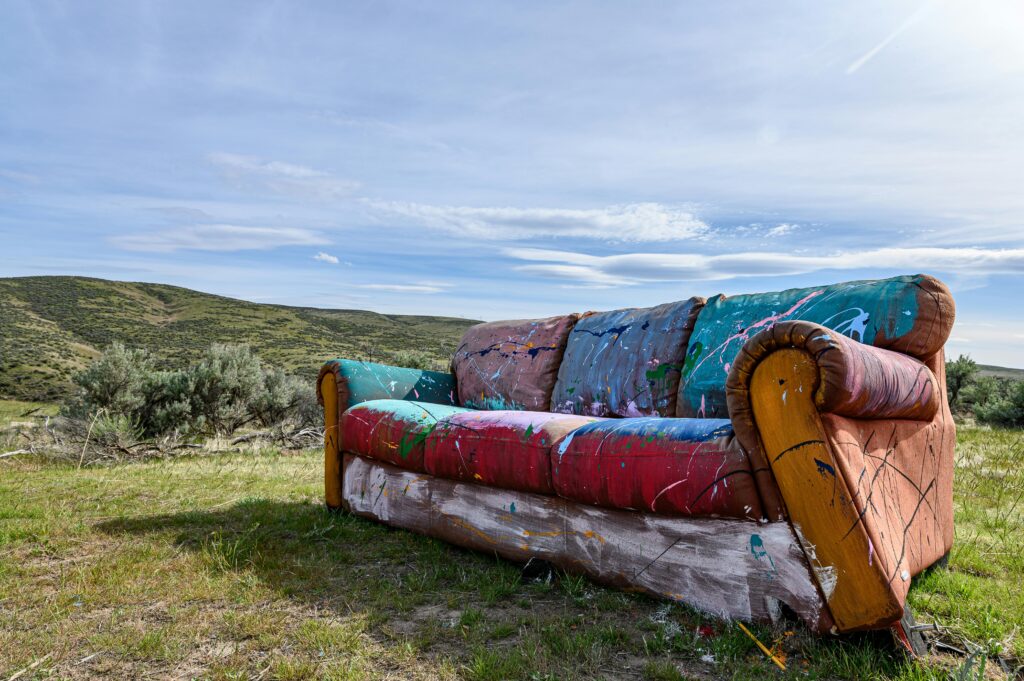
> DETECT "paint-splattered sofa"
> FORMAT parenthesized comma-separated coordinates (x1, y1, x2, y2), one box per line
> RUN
(318, 274, 955, 636)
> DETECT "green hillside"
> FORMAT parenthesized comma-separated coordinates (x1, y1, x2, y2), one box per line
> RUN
(978, 363, 1024, 380)
(0, 276, 479, 402)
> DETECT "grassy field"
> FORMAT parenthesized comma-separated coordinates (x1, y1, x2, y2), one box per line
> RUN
(2, 409, 1021, 680)
(0, 276, 477, 402)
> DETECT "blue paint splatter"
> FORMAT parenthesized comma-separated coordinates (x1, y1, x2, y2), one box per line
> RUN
(814, 458, 836, 478)
(750, 534, 777, 576)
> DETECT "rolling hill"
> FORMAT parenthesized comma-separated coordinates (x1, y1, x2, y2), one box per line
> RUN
(0, 276, 479, 402)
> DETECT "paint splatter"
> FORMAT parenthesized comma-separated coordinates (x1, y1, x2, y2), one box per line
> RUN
(813, 458, 835, 478)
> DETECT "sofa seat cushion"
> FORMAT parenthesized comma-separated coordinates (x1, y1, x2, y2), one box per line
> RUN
(340, 400, 474, 472)
(452, 314, 580, 411)
(551, 298, 704, 417)
(551, 418, 763, 519)
(426, 411, 603, 494)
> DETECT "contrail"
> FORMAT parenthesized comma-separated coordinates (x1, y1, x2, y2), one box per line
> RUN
(846, 2, 933, 75)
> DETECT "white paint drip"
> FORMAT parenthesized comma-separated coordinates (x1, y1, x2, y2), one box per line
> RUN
(792, 523, 838, 601)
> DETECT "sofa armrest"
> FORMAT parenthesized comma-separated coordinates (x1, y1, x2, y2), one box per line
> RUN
(727, 320, 939, 423)
(724, 321, 948, 631)
(317, 358, 458, 411)
(317, 359, 458, 509)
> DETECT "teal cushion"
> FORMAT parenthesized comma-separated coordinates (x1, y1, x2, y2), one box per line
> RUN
(677, 275, 953, 418)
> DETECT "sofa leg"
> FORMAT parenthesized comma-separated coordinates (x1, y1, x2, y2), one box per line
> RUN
(891, 604, 929, 658)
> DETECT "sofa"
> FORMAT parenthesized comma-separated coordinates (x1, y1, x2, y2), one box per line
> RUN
(317, 274, 956, 638)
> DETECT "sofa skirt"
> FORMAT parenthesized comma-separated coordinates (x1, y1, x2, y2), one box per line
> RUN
(341, 453, 832, 631)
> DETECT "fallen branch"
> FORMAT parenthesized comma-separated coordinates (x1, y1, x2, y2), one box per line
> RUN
(0, 449, 32, 459)
(6, 653, 52, 681)
(230, 431, 272, 445)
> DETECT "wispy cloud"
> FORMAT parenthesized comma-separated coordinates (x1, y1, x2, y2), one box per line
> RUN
(765, 223, 798, 237)
(112, 225, 327, 252)
(355, 282, 453, 294)
(506, 246, 1024, 285)
(313, 251, 339, 264)
(0, 168, 40, 184)
(208, 153, 360, 199)
(368, 201, 709, 242)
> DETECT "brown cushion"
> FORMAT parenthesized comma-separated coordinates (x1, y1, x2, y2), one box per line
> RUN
(452, 314, 579, 411)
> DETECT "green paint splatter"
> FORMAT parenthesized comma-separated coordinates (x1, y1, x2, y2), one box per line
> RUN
(681, 341, 703, 379)
(644, 363, 682, 382)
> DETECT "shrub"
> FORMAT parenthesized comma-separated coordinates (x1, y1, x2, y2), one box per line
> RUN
(63, 342, 151, 419)
(975, 379, 1024, 428)
(139, 370, 195, 437)
(946, 354, 979, 411)
(390, 349, 443, 371)
(63, 341, 319, 439)
(252, 367, 319, 429)
(187, 344, 265, 435)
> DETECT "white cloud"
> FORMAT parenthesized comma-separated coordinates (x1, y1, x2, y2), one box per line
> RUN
(0, 168, 40, 183)
(765, 223, 798, 237)
(313, 251, 339, 264)
(208, 152, 360, 199)
(506, 246, 1024, 284)
(356, 282, 453, 294)
(368, 201, 709, 242)
(113, 225, 327, 252)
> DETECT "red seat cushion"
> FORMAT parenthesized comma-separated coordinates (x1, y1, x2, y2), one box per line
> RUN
(425, 411, 603, 494)
(551, 418, 763, 519)
(340, 400, 474, 472)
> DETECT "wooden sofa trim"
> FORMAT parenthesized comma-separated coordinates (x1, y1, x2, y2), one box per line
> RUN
(321, 371, 343, 509)
(749, 349, 903, 631)
(342, 453, 833, 631)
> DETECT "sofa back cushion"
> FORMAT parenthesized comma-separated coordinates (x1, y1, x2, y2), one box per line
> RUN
(677, 274, 955, 418)
(452, 314, 579, 411)
(550, 298, 704, 417)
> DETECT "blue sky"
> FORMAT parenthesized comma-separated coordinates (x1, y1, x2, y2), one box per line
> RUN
(2, 1, 1023, 366)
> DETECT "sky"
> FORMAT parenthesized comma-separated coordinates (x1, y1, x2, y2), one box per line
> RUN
(1, 1, 1023, 367)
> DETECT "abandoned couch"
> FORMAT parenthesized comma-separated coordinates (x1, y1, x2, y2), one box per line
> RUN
(317, 274, 956, 635)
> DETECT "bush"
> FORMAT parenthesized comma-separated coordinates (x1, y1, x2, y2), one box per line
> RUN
(63, 342, 151, 419)
(140, 370, 195, 437)
(389, 349, 443, 371)
(946, 354, 979, 411)
(252, 367, 319, 429)
(188, 344, 266, 435)
(64, 341, 320, 439)
(975, 379, 1024, 428)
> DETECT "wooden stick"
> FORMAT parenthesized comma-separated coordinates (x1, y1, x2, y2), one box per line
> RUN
(78, 409, 104, 470)
(6, 653, 52, 681)
(737, 622, 786, 671)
